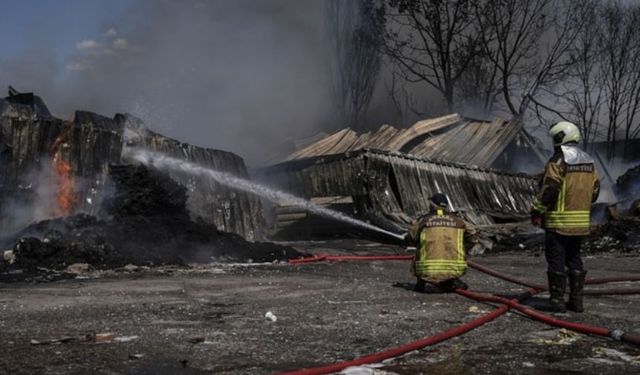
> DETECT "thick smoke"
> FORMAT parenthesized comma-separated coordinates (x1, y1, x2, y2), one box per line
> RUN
(1, 0, 333, 165)
(1, 160, 62, 235)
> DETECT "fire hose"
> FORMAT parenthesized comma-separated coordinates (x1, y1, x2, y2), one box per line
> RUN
(466, 259, 640, 295)
(289, 255, 640, 294)
(278, 289, 540, 375)
(455, 288, 640, 346)
(280, 254, 640, 374)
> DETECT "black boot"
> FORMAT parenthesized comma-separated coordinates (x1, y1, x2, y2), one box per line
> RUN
(414, 278, 426, 292)
(437, 278, 468, 292)
(450, 278, 468, 290)
(546, 271, 567, 312)
(567, 270, 586, 312)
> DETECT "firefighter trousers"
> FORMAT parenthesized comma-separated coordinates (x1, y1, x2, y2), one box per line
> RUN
(544, 231, 584, 273)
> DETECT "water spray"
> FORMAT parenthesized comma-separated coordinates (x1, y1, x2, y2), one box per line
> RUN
(123, 148, 406, 242)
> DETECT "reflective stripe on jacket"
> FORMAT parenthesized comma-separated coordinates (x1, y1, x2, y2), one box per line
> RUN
(406, 209, 477, 282)
(531, 144, 600, 236)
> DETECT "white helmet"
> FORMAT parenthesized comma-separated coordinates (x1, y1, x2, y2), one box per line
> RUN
(549, 121, 581, 146)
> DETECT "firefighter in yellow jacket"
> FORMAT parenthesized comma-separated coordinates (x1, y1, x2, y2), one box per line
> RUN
(531, 121, 600, 313)
(406, 193, 478, 292)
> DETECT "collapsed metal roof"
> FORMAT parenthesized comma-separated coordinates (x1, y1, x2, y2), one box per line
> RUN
(259, 149, 537, 235)
(285, 114, 524, 168)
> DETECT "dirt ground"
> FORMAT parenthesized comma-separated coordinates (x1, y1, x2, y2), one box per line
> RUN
(1, 240, 639, 375)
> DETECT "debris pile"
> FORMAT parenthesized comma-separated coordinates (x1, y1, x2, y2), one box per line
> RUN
(0, 91, 264, 239)
(0, 164, 302, 278)
(480, 218, 640, 255)
(615, 163, 640, 200)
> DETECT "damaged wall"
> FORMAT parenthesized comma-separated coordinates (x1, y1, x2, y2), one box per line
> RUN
(119, 114, 264, 240)
(258, 149, 537, 235)
(0, 93, 264, 240)
(0, 97, 120, 228)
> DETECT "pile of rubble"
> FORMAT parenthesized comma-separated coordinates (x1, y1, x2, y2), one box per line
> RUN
(480, 216, 640, 255)
(616, 163, 640, 200)
(0, 91, 264, 240)
(0, 164, 302, 279)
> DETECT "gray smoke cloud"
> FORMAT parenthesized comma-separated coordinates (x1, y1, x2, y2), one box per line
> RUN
(0, 159, 61, 234)
(1, 0, 334, 165)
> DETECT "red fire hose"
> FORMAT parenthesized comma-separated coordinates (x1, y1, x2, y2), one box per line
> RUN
(289, 255, 640, 295)
(466, 260, 640, 295)
(277, 289, 539, 375)
(288, 255, 412, 264)
(455, 288, 640, 346)
(281, 253, 640, 374)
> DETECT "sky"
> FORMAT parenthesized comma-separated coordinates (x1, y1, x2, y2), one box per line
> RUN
(0, 0, 135, 83)
(0, 0, 337, 164)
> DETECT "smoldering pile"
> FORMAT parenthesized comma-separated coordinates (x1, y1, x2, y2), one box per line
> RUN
(0, 90, 305, 281)
(0, 164, 302, 278)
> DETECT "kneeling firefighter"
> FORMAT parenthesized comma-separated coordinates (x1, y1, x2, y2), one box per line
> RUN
(530, 121, 600, 313)
(406, 193, 478, 292)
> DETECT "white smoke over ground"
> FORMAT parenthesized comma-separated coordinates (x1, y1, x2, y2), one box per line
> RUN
(0, 160, 62, 235)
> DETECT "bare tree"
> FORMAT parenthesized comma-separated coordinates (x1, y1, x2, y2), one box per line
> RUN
(567, 4, 605, 149)
(618, 6, 640, 157)
(377, 0, 640, 161)
(455, 45, 500, 116)
(475, 0, 591, 122)
(503, 0, 640, 160)
(380, 0, 479, 113)
(597, 1, 640, 159)
(326, 0, 383, 131)
(527, 1, 603, 148)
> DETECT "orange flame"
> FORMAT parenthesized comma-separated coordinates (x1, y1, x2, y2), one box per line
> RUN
(52, 155, 75, 215)
(50, 126, 76, 216)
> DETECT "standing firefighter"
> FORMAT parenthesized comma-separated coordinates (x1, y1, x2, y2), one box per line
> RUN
(531, 121, 600, 313)
(406, 193, 478, 292)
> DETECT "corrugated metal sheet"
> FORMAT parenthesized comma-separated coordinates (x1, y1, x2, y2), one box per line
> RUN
(0, 100, 266, 240)
(408, 118, 523, 166)
(258, 149, 537, 233)
(282, 114, 522, 168)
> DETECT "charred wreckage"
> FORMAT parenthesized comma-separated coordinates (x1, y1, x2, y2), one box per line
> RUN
(1, 90, 639, 279)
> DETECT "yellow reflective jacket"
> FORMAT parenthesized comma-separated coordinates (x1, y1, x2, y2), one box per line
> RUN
(406, 209, 478, 282)
(531, 144, 600, 236)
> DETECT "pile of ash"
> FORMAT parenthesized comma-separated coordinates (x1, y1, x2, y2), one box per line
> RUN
(0, 164, 303, 277)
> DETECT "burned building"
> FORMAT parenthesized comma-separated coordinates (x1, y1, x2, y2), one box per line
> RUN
(0, 90, 264, 240)
(283, 114, 544, 171)
(258, 115, 540, 237)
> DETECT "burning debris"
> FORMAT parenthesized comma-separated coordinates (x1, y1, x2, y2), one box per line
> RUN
(0, 91, 304, 279)
(0, 91, 264, 240)
(1, 89, 639, 279)
(50, 124, 76, 216)
(0, 163, 302, 278)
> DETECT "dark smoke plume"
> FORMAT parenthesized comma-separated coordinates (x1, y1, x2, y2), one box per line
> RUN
(1, 0, 333, 164)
